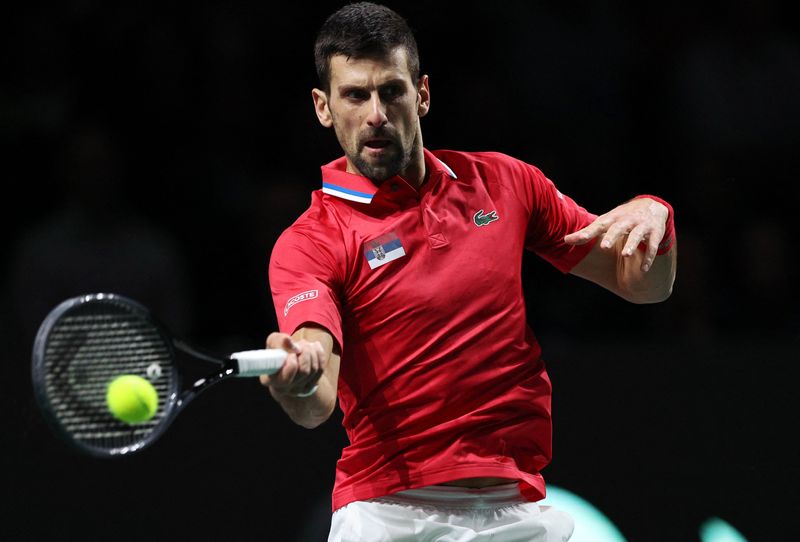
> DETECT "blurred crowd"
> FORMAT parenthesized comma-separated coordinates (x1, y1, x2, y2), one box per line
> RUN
(3, 1, 798, 356)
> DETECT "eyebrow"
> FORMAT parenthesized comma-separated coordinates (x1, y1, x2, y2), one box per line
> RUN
(337, 78, 409, 93)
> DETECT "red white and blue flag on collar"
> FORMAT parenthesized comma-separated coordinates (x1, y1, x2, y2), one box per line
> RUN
(364, 232, 406, 269)
(322, 182, 375, 204)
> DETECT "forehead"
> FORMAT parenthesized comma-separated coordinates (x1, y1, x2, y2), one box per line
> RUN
(329, 47, 414, 88)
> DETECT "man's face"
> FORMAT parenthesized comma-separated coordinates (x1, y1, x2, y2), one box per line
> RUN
(313, 47, 430, 184)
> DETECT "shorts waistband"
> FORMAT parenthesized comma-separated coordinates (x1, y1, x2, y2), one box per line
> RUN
(372, 483, 525, 509)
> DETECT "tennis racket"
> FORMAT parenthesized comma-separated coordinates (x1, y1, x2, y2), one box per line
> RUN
(31, 292, 287, 458)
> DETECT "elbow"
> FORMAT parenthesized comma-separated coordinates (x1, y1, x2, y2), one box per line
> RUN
(618, 261, 676, 304)
(298, 419, 324, 430)
(623, 279, 674, 304)
(293, 401, 336, 430)
(297, 414, 330, 430)
(629, 285, 673, 304)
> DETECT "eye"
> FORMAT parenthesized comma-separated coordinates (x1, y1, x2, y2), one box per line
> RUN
(344, 89, 369, 101)
(380, 84, 404, 101)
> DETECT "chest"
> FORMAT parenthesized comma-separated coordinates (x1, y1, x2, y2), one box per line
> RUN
(341, 175, 528, 322)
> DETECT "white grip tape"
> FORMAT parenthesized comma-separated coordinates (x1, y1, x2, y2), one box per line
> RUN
(231, 349, 287, 377)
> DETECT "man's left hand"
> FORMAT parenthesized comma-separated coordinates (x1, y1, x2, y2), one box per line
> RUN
(564, 197, 669, 272)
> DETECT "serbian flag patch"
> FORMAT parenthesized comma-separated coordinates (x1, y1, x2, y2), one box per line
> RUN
(364, 232, 406, 269)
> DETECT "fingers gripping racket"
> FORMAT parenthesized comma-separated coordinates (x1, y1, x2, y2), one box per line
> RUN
(31, 293, 287, 458)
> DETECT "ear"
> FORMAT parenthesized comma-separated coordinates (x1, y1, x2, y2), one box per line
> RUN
(312, 88, 333, 128)
(416, 75, 430, 117)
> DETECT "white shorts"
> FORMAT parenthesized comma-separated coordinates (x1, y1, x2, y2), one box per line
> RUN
(328, 483, 574, 542)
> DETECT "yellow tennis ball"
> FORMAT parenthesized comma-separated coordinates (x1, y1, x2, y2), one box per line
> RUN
(106, 375, 158, 424)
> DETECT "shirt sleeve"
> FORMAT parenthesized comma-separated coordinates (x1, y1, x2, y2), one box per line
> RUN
(517, 161, 598, 273)
(268, 227, 344, 350)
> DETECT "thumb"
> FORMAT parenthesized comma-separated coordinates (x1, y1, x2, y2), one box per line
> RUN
(266, 331, 300, 352)
(283, 335, 302, 354)
(564, 229, 591, 245)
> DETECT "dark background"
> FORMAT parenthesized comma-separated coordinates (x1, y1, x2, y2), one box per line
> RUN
(2, 1, 798, 540)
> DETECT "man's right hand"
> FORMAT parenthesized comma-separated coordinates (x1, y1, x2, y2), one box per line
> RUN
(259, 332, 327, 397)
(258, 327, 340, 429)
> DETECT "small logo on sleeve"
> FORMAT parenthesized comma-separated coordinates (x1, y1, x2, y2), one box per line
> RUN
(284, 289, 318, 316)
(364, 232, 406, 269)
(473, 209, 499, 227)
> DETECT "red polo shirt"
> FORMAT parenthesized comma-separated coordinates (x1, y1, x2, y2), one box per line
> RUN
(268, 148, 596, 511)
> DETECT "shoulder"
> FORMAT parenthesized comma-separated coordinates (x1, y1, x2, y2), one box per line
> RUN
(285, 190, 350, 232)
(431, 149, 518, 166)
(431, 150, 549, 206)
(432, 149, 544, 180)
(273, 190, 349, 257)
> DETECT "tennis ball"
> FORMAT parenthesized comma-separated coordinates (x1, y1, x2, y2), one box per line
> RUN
(106, 374, 158, 424)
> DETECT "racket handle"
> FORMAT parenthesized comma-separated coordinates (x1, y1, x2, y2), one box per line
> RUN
(230, 349, 288, 377)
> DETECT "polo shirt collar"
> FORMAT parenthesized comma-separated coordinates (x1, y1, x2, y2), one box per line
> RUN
(321, 148, 457, 204)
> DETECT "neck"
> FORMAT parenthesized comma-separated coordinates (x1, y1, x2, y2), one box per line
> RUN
(403, 137, 426, 187)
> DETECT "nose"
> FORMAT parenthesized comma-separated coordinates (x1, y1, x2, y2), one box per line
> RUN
(366, 92, 388, 128)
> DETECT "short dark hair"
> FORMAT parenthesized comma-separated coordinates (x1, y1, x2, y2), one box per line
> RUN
(314, 2, 420, 93)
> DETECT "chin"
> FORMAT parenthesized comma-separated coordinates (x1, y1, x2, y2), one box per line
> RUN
(365, 169, 397, 184)
(354, 156, 402, 184)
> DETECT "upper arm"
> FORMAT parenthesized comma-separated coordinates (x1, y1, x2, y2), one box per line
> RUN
(514, 159, 596, 273)
(269, 227, 345, 350)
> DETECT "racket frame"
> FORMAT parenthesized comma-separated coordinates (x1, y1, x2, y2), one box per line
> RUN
(31, 293, 267, 458)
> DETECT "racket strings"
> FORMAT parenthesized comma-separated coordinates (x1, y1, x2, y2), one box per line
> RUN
(43, 303, 175, 453)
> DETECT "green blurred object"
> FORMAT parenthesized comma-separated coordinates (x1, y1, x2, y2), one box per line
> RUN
(540, 485, 627, 542)
(699, 517, 749, 542)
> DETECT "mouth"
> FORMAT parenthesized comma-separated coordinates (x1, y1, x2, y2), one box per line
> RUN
(363, 138, 392, 150)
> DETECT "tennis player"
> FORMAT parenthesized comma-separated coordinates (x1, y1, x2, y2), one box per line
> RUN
(261, 3, 677, 541)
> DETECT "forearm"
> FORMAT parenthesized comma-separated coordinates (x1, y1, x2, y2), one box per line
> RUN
(262, 326, 340, 429)
(269, 369, 337, 429)
(616, 242, 677, 304)
(568, 195, 677, 304)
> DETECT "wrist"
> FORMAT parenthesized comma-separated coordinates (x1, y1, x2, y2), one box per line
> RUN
(270, 384, 319, 400)
(633, 194, 675, 255)
(292, 385, 319, 398)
